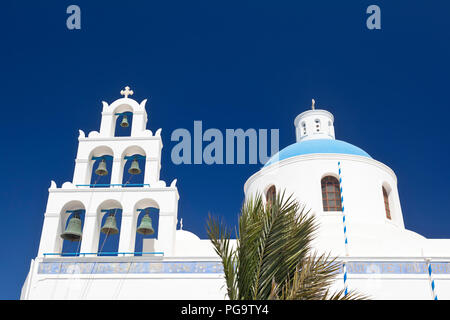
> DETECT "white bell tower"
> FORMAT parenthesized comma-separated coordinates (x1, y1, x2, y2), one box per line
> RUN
(36, 87, 180, 258)
(21, 87, 231, 300)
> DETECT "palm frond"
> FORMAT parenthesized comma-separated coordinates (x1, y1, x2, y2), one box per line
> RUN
(207, 190, 367, 300)
(206, 214, 238, 299)
(277, 252, 340, 300)
(251, 192, 317, 299)
(325, 288, 370, 300)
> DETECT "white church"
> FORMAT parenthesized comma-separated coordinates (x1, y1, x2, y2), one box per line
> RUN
(21, 88, 450, 300)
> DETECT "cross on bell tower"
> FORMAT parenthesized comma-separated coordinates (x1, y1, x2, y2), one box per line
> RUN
(120, 86, 134, 98)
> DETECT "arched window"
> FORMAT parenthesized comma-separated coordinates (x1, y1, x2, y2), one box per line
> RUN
(382, 187, 391, 220)
(321, 176, 342, 211)
(266, 185, 276, 206)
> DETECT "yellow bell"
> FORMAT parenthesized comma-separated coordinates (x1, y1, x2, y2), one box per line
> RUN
(95, 159, 108, 176)
(120, 115, 129, 128)
(128, 158, 141, 175)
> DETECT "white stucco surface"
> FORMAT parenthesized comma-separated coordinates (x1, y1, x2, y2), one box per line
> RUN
(21, 97, 450, 300)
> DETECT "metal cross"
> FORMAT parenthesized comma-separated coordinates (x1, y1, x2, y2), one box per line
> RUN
(120, 86, 134, 98)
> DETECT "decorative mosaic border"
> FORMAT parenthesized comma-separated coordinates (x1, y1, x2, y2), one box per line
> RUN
(339, 261, 450, 275)
(38, 261, 450, 275)
(38, 261, 223, 274)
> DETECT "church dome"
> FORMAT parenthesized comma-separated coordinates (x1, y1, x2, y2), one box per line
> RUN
(176, 229, 201, 241)
(264, 139, 372, 167)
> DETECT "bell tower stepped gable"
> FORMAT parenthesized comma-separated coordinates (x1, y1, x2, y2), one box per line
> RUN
(36, 87, 179, 260)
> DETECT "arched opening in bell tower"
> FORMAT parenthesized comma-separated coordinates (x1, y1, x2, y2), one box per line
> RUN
(121, 146, 146, 187)
(96, 200, 123, 256)
(133, 199, 160, 256)
(59, 201, 86, 257)
(111, 102, 135, 137)
(114, 111, 133, 137)
(90, 157, 113, 187)
(134, 207, 159, 256)
(88, 146, 114, 187)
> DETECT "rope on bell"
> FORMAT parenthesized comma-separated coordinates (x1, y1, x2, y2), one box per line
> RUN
(82, 191, 129, 299)
(112, 256, 133, 300)
(81, 157, 141, 299)
(80, 208, 120, 299)
(79, 178, 108, 299)
(51, 212, 81, 300)
(112, 169, 148, 300)
(111, 180, 135, 300)
(78, 160, 119, 299)
(62, 236, 83, 300)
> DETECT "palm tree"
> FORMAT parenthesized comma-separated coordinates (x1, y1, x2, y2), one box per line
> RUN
(207, 190, 366, 300)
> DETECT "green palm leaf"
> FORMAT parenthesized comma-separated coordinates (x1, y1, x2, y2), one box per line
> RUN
(207, 190, 367, 300)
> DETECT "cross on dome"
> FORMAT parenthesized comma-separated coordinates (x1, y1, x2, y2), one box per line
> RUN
(120, 86, 134, 98)
(311, 99, 316, 110)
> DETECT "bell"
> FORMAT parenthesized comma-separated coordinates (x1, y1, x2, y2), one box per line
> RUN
(120, 115, 129, 128)
(61, 214, 83, 242)
(128, 158, 141, 175)
(100, 213, 119, 235)
(136, 213, 154, 235)
(95, 159, 108, 176)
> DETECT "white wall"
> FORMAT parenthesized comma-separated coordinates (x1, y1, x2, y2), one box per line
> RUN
(21, 257, 228, 300)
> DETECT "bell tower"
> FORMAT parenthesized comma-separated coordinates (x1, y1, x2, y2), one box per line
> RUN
(294, 99, 336, 142)
(36, 87, 180, 258)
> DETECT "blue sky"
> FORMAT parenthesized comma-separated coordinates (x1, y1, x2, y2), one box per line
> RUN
(1, 1, 449, 299)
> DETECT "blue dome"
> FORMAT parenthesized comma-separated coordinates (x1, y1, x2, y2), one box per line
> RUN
(264, 139, 372, 167)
